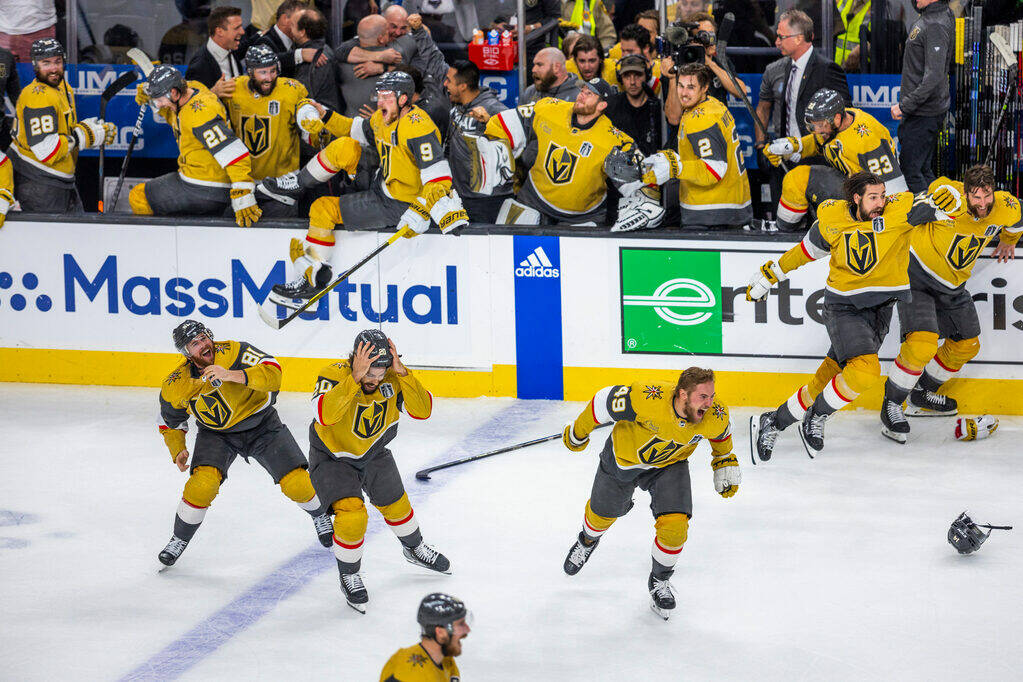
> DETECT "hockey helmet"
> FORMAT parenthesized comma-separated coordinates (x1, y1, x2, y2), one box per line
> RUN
(173, 319, 214, 356)
(603, 145, 644, 184)
(948, 511, 1013, 555)
(375, 70, 415, 106)
(245, 43, 280, 76)
(353, 329, 393, 368)
(30, 38, 65, 63)
(417, 593, 468, 638)
(804, 88, 845, 125)
(147, 65, 188, 100)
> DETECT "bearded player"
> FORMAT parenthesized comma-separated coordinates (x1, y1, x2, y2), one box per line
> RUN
(561, 367, 739, 619)
(379, 593, 471, 682)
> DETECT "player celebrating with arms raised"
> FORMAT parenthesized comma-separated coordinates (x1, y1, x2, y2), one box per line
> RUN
(308, 330, 450, 613)
(561, 367, 739, 619)
(156, 320, 332, 568)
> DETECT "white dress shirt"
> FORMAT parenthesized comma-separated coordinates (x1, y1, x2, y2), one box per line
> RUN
(206, 37, 241, 78)
(786, 45, 813, 138)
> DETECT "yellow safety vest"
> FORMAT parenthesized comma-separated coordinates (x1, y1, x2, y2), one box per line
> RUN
(570, 0, 603, 37)
(835, 0, 870, 65)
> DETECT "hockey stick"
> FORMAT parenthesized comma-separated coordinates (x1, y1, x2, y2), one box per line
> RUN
(984, 33, 1019, 168)
(97, 70, 138, 213)
(110, 103, 146, 212)
(415, 422, 612, 481)
(258, 228, 410, 330)
(126, 47, 155, 76)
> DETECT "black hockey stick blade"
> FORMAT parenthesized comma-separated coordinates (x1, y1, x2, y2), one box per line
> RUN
(415, 423, 612, 481)
(101, 70, 138, 106)
(258, 228, 409, 330)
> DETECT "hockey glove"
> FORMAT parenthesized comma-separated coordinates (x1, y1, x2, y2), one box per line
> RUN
(230, 182, 262, 227)
(640, 151, 679, 186)
(101, 120, 117, 145)
(931, 184, 965, 219)
(72, 117, 106, 150)
(429, 192, 470, 234)
(296, 101, 324, 135)
(562, 424, 589, 452)
(746, 260, 786, 302)
(397, 198, 432, 237)
(765, 136, 802, 166)
(135, 82, 150, 106)
(954, 415, 998, 441)
(712, 454, 740, 498)
(0, 188, 12, 229)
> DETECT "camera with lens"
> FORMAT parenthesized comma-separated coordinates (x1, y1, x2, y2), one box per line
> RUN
(659, 21, 715, 66)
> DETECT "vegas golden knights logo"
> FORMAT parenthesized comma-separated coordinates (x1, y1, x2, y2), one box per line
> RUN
(353, 401, 388, 439)
(637, 437, 685, 466)
(946, 233, 984, 270)
(543, 143, 579, 184)
(379, 143, 392, 179)
(189, 391, 233, 429)
(844, 231, 878, 275)
(239, 115, 271, 155)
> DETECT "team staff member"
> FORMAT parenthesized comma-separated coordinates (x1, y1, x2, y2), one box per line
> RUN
(259, 71, 467, 307)
(765, 88, 906, 232)
(225, 44, 321, 217)
(879, 166, 1022, 441)
(309, 331, 451, 613)
(129, 66, 262, 226)
(747, 173, 962, 459)
(156, 320, 333, 568)
(9, 39, 114, 213)
(642, 62, 751, 229)
(892, 0, 954, 193)
(379, 593, 471, 682)
(561, 367, 739, 620)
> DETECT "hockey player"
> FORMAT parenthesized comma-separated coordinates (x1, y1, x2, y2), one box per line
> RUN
(764, 88, 907, 232)
(308, 330, 450, 613)
(224, 44, 322, 217)
(638, 62, 751, 229)
(260, 71, 467, 307)
(379, 593, 470, 681)
(474, 78, 662, 230)
(747, 172, 963, 458)
(561, 367, 740, 619)
(156, 320, 333, 567)
(8, 38, 114, 213)
(0, 150, 12, 228)
(129, 66, 263, 227)
(879, 165, 1021, 442)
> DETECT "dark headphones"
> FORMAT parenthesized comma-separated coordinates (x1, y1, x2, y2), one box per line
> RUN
(614, 54, 652, 84)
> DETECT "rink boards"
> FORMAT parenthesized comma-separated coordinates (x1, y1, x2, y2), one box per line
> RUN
(0, 218, 1020, 412)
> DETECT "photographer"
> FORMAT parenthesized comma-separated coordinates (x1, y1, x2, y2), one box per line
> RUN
(663, 13, 746, 128)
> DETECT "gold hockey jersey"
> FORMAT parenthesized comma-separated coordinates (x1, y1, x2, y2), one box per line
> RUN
(157, 80, 254, 188)
(485, 97, 634, 216)
(800, 107, 906, 192)
(670, 95, 752, 226)
(910, 177, 1023, 291)
(322, 105, 451, 203)
(224, 76, 312, 180)
(10, 77, 79, 182)
(571, 381, 733, 471)
(311, 359, 433, 459)
(157, 341, 283, 458)
(779, 192, 945, 307)
(379, 644, 459, 682)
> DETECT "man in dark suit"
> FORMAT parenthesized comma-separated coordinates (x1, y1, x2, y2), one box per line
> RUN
(186, 6, 246, 97)
(291, 8, 341, 112)
(252, 0, 328, 78)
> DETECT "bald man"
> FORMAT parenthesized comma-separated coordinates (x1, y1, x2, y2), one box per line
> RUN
(336, 15, 414, 117)
(520, 47, 583, 104)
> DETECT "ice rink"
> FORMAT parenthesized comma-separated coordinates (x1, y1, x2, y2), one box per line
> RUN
(1, 383, 1020, 681)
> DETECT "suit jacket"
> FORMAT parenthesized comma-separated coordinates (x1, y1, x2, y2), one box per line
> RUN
(779, 48, 851, 138)
(186, 42, 246, 89)
(252, 26, 299, 78)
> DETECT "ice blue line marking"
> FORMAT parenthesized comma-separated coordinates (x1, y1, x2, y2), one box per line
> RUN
(119, 399, 556, 681)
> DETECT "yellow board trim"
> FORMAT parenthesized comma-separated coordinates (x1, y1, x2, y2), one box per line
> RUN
(1, 348, 1019, 414)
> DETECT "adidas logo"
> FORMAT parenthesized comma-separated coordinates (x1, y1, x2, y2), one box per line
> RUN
(515, 247, 560, 278)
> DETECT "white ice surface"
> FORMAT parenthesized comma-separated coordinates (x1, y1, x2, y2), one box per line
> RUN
(0, 384, 1020, 681)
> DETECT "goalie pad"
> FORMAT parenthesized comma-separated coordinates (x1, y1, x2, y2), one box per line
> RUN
(466, 135, 513, 195)
(496, 197, 541, 226)
(612, 192, 664, 233)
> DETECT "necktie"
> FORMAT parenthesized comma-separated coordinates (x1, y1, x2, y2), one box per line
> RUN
(787, 64, 799, 136)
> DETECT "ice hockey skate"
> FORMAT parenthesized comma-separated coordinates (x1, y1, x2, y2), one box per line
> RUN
(402, 542, 451, 574)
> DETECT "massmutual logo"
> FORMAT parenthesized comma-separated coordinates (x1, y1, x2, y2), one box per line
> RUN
(619, 248, 722, 354)
(515, 246, 560, 278)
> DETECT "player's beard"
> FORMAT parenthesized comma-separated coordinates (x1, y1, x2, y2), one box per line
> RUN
(533, 71, 556, 92)
(440, 636, 462, 657)
(573, 99, 597, 116)
(361, 378, 380, 394)
(683, 400, 705, 423)
(815, 124, 838, 146)
(252, 77, 276, 96)
(35, 68, 62, 87)
(968, 199, 992, 219)
(856, 198, 884, 221)
(189, 343, 215, 368)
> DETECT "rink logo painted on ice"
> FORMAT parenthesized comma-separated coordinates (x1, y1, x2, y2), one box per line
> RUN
(515, 247, 560, 278)
(619, 248, 722, 355)
(0, 255, 459, 324)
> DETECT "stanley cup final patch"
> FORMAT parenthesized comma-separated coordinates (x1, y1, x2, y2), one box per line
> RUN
(380, 383, 395, 398)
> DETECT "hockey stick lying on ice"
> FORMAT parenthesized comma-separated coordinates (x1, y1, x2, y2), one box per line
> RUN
(415, 422, 612, 481)
(258, 227, 410, 330)
(98, 70, 138, 212)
